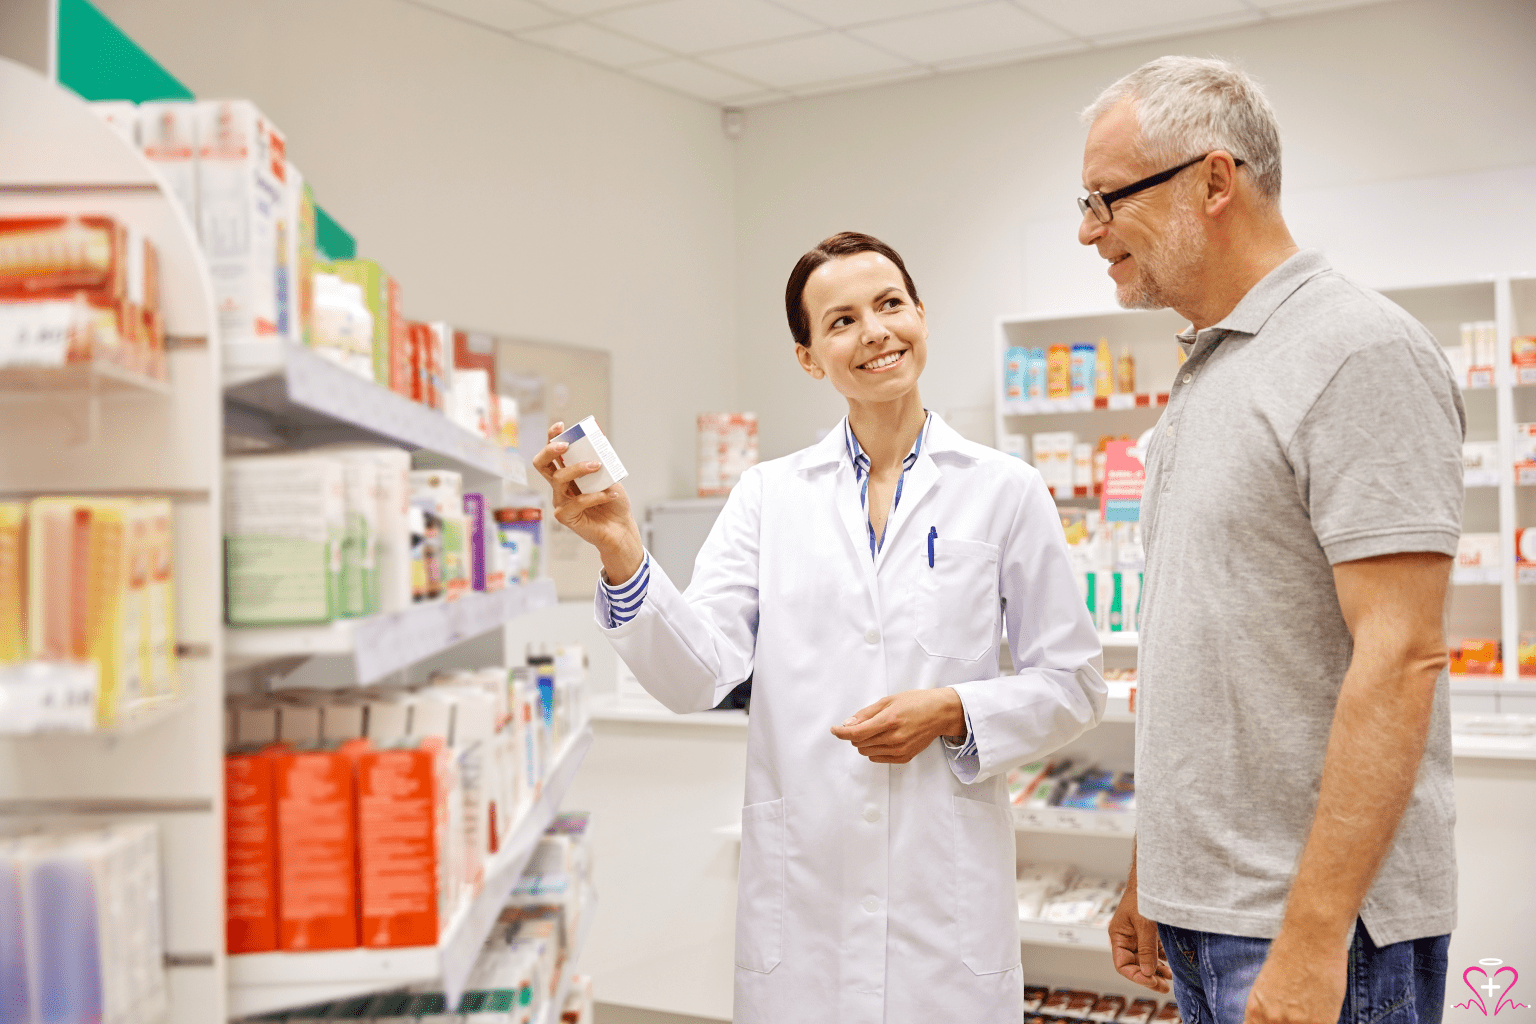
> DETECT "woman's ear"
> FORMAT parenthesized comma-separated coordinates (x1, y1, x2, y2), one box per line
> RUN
(794, 342, 825, 380)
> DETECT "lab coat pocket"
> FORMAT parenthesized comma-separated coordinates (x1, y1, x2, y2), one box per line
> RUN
(735, 798, 785, 973)
(953, 795, 1021, 975)
(915, 538, 1000, 661)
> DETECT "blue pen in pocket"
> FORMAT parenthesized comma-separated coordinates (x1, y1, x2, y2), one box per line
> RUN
(928, 527, 937, 568)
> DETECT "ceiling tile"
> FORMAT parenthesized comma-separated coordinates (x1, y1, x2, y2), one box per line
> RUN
(519, 20, 669, 66)
(628, 58, 767, 100)
(769, 0, 982, 29)
(533, 0, 647, 12)
(932, 37, 1084, 71)
(786, 65, 935, 98)
(852, 1, 1069, 64)
(1015, 0, 1251, 37)
(410, 0, 564, 33)
(595, 0, 820, 54)
(704, 32, 909, 89)
(1242, 0, 1395, 12)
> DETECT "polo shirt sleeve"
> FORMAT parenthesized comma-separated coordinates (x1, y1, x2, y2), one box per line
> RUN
(1288, 333, 1465, 565)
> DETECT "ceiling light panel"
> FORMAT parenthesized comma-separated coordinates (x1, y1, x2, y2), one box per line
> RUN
(520, 21, 670, 66)
(769, 0, 985, 29)
(595, 0, 821, 54)
(1014, 0, 1252, 37)
(628, 57, 767, 100)
(705, 32, 909, 89)
(410, 0, 563, 33)
(852, 1, 1070, 64)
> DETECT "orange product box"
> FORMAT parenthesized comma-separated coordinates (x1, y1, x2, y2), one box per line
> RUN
(453, 330, 502, 439)
(226, 750, 281, 953)
(357, 739, 448, 948)
(387, 277, 410, 398)
(275, 748, 360, 951)
(0, 215, 126, 304)
(407, 322, 428, 405)
(1454, 638, 1501, 676)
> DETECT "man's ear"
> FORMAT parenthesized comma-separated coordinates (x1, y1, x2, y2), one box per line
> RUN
(1203, 151, 1240, 217)
(795, 342, 825, 380)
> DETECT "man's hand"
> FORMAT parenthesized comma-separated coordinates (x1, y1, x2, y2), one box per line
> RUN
(830, 688, 966, 763)
(531, 421, 644, 584)
(1243, 938, 1348, 1024)
(1108, 867, 1172, 993)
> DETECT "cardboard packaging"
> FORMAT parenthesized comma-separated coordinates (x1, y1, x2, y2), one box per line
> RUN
(696, 413, 758, 497)
(276, 748, 360, 951)
(138, 101, 198, 228)
(357, 741, 448, 948)
(225, 456, 345, 625)
(226, 750, 281, 953)
(330, 259, 408, 395)
(197, 100, 287, 347)
(0, 502, 24, 662)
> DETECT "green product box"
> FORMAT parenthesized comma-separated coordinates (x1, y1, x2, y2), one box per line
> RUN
(329, 258, 392, 388)
(224, 536, 337, 625)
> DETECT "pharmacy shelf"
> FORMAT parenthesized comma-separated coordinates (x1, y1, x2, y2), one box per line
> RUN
(1002, 393, 1170, 416)
(1099, 632, 1138, 649)
(1452, 567, 1501, 586)
(588, 696, 750, 729)
(1018, 916, 1112, 950)
(1102, 680, 1135, 723)
(225, 578, 557, 684)
(1452, 713, 1536, 760)
(227, 723, 593, 1017)
(1013, 806, 1136, 837)
(536, 890, 597, 1024)
(223, 341, 527, 485)
(0, 358, 171, 398)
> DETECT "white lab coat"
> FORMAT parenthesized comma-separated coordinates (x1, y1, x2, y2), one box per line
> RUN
(596, 414, 1105, 1024)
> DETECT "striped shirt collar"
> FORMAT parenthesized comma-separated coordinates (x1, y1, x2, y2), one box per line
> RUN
(844, 412, 932, 559)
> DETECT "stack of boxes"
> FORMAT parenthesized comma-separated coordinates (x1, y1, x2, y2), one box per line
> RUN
(224, 652, 587, 957)
(0, 216, 167, 379)
(0, 823, 167, 1024)
(94, 98, 522, 447)
(1022, 987, 1183, 1024)
(223, 451, 545, 626)
(0, 496, 178, 730)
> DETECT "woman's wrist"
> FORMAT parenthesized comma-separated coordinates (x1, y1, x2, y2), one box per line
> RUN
(599, 531, 646, 586)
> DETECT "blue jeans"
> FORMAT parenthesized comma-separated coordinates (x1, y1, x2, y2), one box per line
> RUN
(1156, 921, 1450, 1024)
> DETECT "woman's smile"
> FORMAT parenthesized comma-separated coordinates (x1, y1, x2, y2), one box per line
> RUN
(859, 349, 906, 372)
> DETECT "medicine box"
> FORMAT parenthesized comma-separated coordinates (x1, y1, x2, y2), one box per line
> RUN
(197, 100, 287, 348)
(225, 456, 345, 625)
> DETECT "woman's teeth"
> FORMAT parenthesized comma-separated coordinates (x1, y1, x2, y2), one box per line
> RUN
(861, 351, 902, 370)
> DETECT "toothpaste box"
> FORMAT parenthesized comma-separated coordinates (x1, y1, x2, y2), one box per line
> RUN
(197, 100, 286, 349)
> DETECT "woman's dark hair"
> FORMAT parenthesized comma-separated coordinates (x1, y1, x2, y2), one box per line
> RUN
(784, 231, 920, 348)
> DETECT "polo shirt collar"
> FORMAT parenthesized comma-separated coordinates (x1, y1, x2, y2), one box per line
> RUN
(1178, 248, 1332, 347)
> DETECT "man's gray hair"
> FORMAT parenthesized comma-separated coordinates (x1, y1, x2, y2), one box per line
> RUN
(1083, 56, 1282, 205)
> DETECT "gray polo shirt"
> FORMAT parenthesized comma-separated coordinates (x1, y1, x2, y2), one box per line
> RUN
(1135, 249, 1464, 946)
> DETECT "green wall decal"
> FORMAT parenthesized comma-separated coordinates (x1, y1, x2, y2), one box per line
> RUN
(56, 0, 194, 102)
(315, 204, 357, 262)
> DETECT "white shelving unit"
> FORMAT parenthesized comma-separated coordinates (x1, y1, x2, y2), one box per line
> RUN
(226, 578, 558, 682)
(1018, 918, 1111, 951)
(0, 56, 226, 1022)
(537, 889, 597, 1024)
(227, 725, 592, 1016)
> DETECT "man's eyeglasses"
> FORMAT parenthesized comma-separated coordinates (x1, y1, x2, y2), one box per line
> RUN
(1078, 153, 1245, 224)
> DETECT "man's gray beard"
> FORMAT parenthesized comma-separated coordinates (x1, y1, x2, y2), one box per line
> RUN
(1117, 202, 1205, 311)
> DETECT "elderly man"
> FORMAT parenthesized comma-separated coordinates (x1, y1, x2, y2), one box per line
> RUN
(1077, 57, 1463, 1024)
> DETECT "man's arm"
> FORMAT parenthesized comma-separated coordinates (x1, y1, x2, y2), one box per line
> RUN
(1244, 551, 1451, 1024)
(1108, 839, 1172, 992)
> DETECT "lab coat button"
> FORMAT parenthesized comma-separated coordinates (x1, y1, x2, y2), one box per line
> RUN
(1183, 373, 1193, 384)
(862, 896, 880, 913)
(864, 629, 880, 645)
(863, 805, 879, 823)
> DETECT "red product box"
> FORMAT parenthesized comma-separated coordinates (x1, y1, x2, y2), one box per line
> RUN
(357, 741, 446, 948)
(1154, 1003, 1185, 1024)
(276, 748, 360, 951)
(453, 329, 502, 440)
(225, 750, 281, 953)
(0, 215, 126, 304)
(1122, 999, 1160, 1024)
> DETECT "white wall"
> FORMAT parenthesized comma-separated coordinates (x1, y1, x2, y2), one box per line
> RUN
(732, 0, 1536, 459)
(92, 0, 740, 508)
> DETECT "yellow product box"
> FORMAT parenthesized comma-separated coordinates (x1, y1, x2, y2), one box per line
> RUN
(0, 503, 24, 662)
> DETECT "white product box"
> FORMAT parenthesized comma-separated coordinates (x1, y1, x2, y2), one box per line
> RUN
(137, 101, 198, 230)
(1456, 533, 1501, 574)
(556, 416, 628, 494)
(278, 160, 303, 343)
(1031, 432, 1076, 496)
(1463, 441, 1500, 487)
(998, 433, 1027, 462)
(1073, 442, 1093, 496)
(196, 99, 286, 346)
(315, 445, 413, 613)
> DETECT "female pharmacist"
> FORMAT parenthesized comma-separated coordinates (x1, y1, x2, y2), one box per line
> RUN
(533, 232, 1106, 1024)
